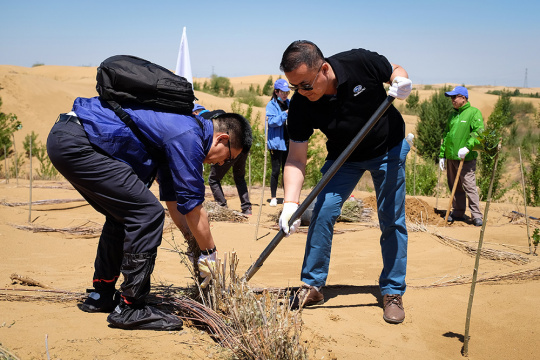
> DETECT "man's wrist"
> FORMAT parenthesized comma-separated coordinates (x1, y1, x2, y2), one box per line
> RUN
(200, 246, 217, 255)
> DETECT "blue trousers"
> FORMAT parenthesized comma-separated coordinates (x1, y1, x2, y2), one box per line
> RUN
(302, 139, 410, 295)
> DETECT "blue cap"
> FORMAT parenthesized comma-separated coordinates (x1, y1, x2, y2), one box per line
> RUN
(445, 86, 468, 98)
(274, 79, 290, 92)
(193, 103, 206, 112)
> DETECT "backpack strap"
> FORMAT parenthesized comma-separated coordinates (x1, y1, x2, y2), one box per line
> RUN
(106, 100, 167, 166)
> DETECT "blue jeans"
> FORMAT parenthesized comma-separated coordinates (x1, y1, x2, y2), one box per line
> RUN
(301, 139, 410, 295)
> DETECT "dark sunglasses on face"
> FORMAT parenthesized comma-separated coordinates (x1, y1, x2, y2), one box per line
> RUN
(289, 62, 325, 92)
(223, 131, 234, 164)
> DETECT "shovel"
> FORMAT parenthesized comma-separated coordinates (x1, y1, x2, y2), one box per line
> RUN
(243, 95, 395, 281)
(444, 158, 465, 224)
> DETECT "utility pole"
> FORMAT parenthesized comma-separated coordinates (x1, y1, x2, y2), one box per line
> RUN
(524, 68, 528, 88)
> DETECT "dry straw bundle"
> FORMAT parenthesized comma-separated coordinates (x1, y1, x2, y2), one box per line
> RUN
(203, 201, 249, 223)
(174, 250, 309, 359)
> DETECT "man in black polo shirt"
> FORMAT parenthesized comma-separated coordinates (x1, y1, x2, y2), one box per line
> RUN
(278, 40, 412, 324)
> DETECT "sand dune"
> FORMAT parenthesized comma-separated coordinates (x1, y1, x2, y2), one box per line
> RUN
(0, 65, 539, 359)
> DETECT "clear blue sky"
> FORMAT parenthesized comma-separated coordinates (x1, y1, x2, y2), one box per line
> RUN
(1, 0, 539, 87)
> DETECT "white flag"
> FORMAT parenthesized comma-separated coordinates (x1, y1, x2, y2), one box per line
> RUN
(175, 27, 193, 84)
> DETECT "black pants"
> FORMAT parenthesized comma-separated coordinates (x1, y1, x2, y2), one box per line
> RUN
(270, 149, 288, 198)
(208, 152, 251, 212)
(46, 116, 164, 291)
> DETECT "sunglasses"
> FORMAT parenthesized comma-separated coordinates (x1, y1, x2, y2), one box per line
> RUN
(223, 131, 234, 164)
(289, 62, 325, 92)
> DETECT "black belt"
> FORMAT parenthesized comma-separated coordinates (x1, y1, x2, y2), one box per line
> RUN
(56, 113, 81, 125)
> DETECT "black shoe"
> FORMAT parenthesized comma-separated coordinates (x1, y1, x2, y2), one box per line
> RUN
(78, 290, 120, 313)
(447, 214, 464, 223)
(473, 218, 483, 227)
(107, 302, 183, 331)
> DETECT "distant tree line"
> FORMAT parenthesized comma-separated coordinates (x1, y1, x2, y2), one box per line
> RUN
(193, 75, 280, 108)
(487, 89, 540, 99)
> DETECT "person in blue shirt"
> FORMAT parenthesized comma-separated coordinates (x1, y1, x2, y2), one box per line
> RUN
(47, 97, 252, 331)
(265, 79, 291, 207)
(192, 103, 209, 117)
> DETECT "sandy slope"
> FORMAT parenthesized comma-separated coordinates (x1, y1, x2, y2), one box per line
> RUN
(1, 65, 540, 359)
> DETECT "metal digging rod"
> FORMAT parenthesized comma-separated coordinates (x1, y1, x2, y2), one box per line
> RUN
(243, 95, 395, 281)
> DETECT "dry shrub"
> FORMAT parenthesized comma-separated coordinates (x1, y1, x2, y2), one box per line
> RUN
(338, 198, 372, 222)
(182, 248, 309, 359)
(203, 201, 249, 223)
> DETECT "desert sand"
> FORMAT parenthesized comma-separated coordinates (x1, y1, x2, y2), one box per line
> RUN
(0, 65, 539, 359)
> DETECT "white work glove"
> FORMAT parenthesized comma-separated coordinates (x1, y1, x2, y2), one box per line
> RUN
(388, 76, 413, 100)
(279, 202, 301, 236)
(439, 158, 445, 171)
(197, 252, 217, 289)
(405, 133, 414, 147)
(458, 147, 470, 159)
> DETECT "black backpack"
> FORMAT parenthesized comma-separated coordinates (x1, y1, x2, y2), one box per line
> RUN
(96, 54, 195, 114)
(95, 55, 201, 182)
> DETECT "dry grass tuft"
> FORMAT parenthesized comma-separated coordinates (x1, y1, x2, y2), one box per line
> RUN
(413, 266, 540, 288)
(409, 223, 530, 264)
(164, 241, 309, 359)
(338, 198, 372, 222)
(433, 233, 530, 265)
(200, 251, 308, 359)
(9, 222, 101, 236)
(0, 198, 85, 206)
(203, 201, 249, 223)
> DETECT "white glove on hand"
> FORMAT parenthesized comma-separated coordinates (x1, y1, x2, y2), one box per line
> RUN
(388, 76, 413, 100)
(439, 158, 445, 171)
(458, 147, 470, 159)
(279, 202, 301, 236)
(197, 252, 217, 289)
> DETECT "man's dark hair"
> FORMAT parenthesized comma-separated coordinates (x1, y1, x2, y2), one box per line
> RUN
(213, 113, 253, 154)
(280, 40, 325, 73)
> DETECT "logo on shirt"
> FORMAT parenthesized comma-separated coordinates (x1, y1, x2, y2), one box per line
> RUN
(353, 84, 366, 96)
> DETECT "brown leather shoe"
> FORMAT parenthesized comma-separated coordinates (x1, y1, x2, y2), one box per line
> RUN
(383, 294, 405, 324)
(289, 285, 324, 309)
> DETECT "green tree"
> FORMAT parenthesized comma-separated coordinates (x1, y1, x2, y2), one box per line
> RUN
(262, 76, 274, 96)
(415, 86, 454, 163)
(477, 91, 510, 200)
(210, 74, 231, 95)
(0, 96, 22, 158)
(303, 132, 326, 188)
(524, 140, 540, 206)
(23, 131, 39, 157)
(405, 90, 420, 113)
(405, 157, 438, 196)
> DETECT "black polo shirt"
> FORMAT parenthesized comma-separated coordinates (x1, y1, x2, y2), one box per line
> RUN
(287, 48, 405, 162)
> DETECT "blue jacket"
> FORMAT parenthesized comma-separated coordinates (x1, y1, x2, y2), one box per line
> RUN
(265, 98, 289, 151)
(72, 97, 213, 215)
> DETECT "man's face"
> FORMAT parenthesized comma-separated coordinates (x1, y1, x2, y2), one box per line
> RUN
(450, 95, 467, 109)
(285, 63, 327, 102)
(204, 133, 242, 166)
